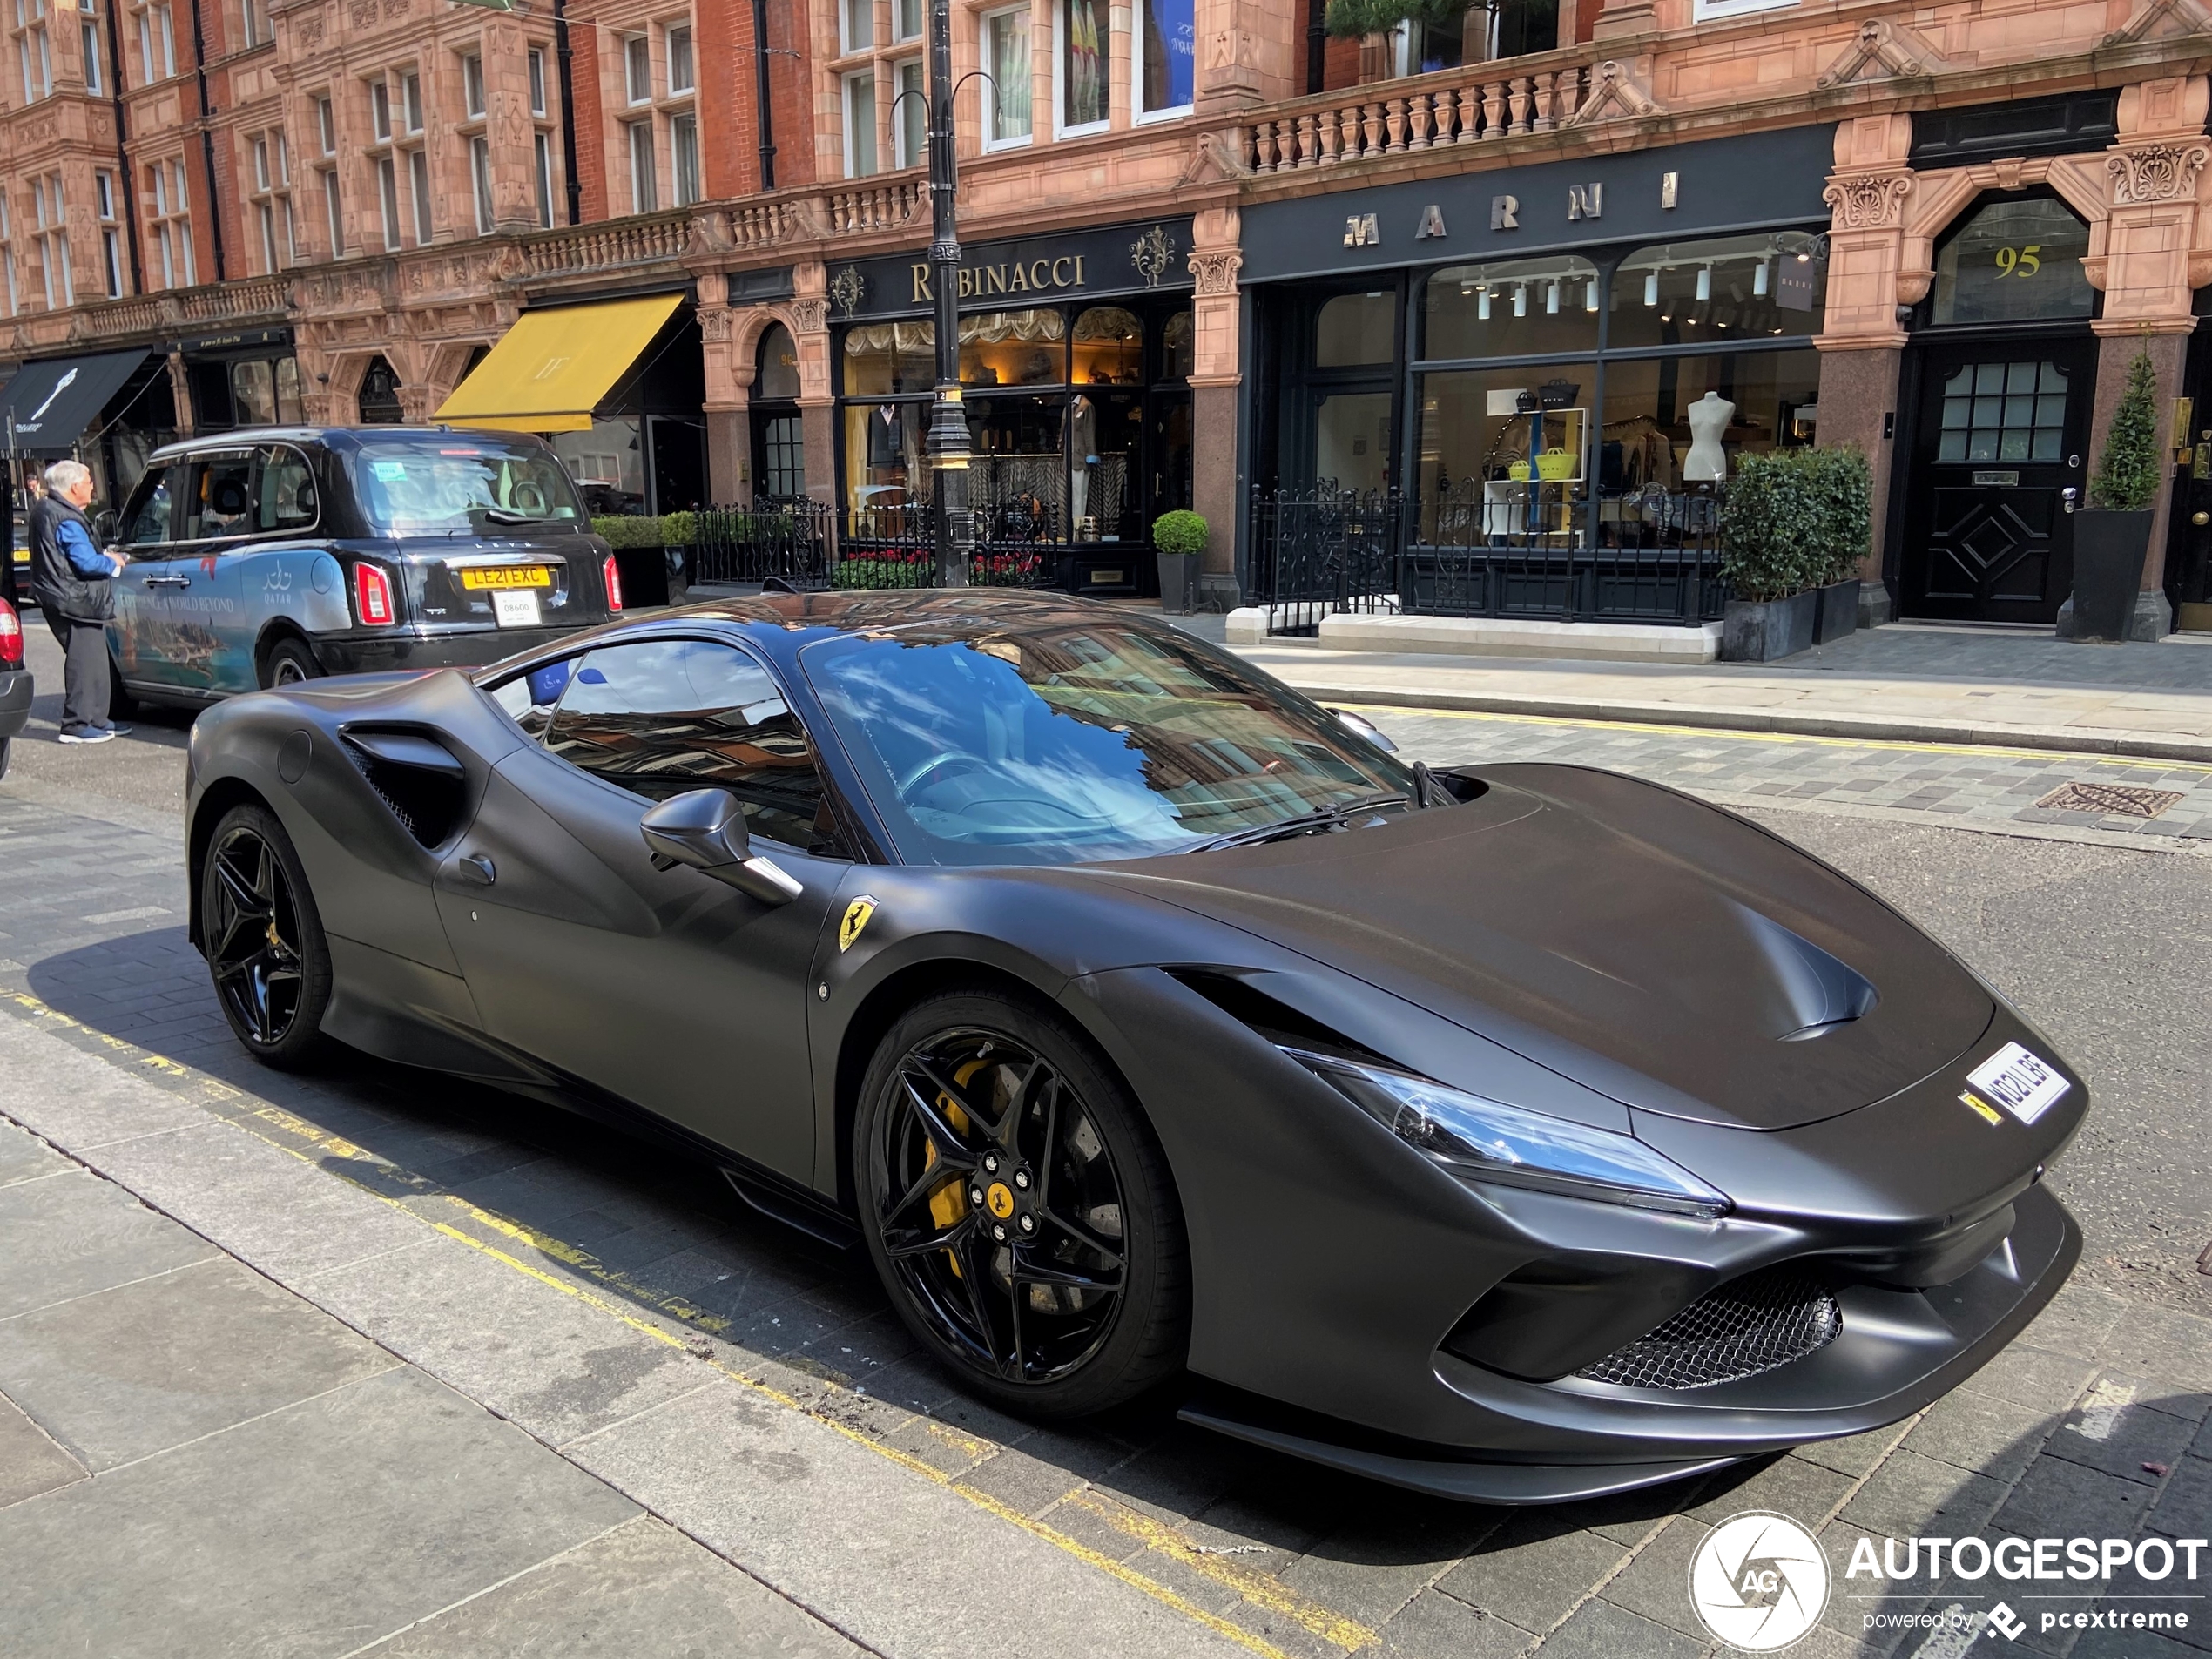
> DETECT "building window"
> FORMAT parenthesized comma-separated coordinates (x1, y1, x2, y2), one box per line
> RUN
(462, 51, 483, 118)
(533, 130, 555, 227)
(839, 0, 871, 55)
(18, 11, 51, 103)
(527, 44, 547, 114)
(1608, 231, 1827, 350)
(376, 154, 399, 250)
(666, 23, 691, 94)
(79, 13, 98, 91)
(322, 165, 342, 256)
(1058, 0, 1105, 133)
(627, 118, 656, 211)
(1136, 0, 1190, 118)
(133, 0, 171, 82)
(842, 68, 877, 178)
(148, 158, 192, 287)
(96, 170, 122, 297)
(982, 7, 1029, 148)
(315, 92, 335, 155)
(401, 69, 423, 132)
(239, 0, 265, 48)
(31, 173, 68, 306)
(1931, 195, 2094, 327)
(469, 134, 492, 233)
(0, 196, 16, 315)
(893, 0, 920, 44)
(894, 57, 923, 168)
(370, 76, 392, 141)
(624, 32, 650, 103)
(246, 132, 293, 271)
(408, 146, 432, 241)
(671, 112, 700, 206)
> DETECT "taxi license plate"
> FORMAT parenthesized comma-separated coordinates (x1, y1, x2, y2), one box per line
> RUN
(1964, 1042, 2069, 1125)
(490, 590, 543, 628)
(459, 565, 551, 590)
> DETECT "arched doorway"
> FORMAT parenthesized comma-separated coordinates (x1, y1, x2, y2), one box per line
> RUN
(750, 322, 805, 501)
(1896, 192, 2096, 624)
(357, 356, 404, 424)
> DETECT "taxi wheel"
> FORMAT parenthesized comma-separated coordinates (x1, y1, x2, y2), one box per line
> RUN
(263, 638, 322, 689)
(107, 657, 136, 719)
(0, 736, 10, 779)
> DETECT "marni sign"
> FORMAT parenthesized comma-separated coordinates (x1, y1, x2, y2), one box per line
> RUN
(832, 219, 1197, 322)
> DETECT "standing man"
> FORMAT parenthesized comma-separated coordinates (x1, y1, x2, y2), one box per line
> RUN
(29, 459, 129, 745)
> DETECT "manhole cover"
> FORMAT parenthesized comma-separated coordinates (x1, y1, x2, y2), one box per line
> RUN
(2035, 781, 2185, 819)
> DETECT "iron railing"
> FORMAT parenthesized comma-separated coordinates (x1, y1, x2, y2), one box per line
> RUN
(690, 501, 833, 587)
(831, 492, 1066, 590)
(1248, 482, 1729, 637)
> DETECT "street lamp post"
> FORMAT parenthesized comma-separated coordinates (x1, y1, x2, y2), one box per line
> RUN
(924, 0, 970, 587)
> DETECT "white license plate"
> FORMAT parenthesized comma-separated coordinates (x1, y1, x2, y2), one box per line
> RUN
(491, 590, 543, 628)
(1964, 1042, 2069, 1125)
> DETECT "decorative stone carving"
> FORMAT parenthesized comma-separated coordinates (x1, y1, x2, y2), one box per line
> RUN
(1816, 18, 1948, 88)
(1823, 172, 1913, 230)
(698, 307, 732, 343)
(1129, 226, 1177, 288)
(790, 297, 829, 334)
(826, 266, 864, 319)
(2102, 0, 2212, 46)
(1189, 250, 1242, 297)
(1561, 61, 1664, 128)
(1178, 129, 1251, 188)
(2108, 142, 2211, 204)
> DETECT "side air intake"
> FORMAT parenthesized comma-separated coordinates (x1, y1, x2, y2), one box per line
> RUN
(341, 729, 469, 849)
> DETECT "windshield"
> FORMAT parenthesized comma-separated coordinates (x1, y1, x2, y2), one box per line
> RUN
(352, 436, 586, 534)
(801, 618, 1412, 866)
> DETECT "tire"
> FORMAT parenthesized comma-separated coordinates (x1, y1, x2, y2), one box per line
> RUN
(262, 637, 322, 689)
(200, 803, 333, 1069)
(107, 655, 136, 720)
(0, 735, 10, 779)
(855, 988, 1189, 1419)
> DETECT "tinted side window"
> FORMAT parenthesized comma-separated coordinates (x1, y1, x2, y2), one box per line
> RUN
(543, 638, 845, 855)
(185, 453, 256, 541)
(254, 446, 320, 532)
(120, 466, 178, 546)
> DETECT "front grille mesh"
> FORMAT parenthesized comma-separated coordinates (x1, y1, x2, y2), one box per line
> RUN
(1574, 1266, 1841, 1391)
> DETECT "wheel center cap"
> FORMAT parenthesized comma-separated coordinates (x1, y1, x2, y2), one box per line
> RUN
(985, 1182, 1015, 1220)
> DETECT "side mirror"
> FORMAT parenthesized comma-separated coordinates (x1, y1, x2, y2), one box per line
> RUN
(92, 510, 117, 542)
(639, 788, 803, 907)
(1329, 707, 1397, 752)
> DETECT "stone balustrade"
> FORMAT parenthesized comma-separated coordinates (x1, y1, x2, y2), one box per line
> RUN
(516, 210, 693, 278)
(826, 176, 926, 233)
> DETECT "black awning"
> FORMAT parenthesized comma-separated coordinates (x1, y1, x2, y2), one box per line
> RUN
(0, 349, 151, 455)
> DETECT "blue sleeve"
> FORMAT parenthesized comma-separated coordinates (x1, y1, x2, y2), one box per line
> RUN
(58, 517, 108, 578)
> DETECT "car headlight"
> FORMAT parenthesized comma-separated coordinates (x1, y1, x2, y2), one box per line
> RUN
(1282, 1047, 1730, 1218)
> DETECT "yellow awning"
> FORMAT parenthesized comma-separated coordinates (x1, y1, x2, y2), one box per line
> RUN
(435, 293, 685, 433)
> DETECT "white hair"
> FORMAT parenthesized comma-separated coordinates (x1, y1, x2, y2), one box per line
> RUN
(44, 460, 90, 496)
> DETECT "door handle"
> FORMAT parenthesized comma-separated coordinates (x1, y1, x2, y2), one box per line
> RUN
(2060, 488, 2078, 516)
(460, 853, 496, 886)
(143, 575, 191, 588)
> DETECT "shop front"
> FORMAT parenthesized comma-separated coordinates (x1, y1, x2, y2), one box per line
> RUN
(437, 291, 710, 520)
(0, 347, 179, 511)
(828, 219, 1196, 595)
(1237, 126, 1838, 621)
(178, 327, 304, 437)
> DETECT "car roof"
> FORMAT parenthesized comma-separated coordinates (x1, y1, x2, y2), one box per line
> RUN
(145, 425, 551, 462)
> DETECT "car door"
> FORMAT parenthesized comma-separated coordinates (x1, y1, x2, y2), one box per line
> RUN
(432, 635, 849, 1184)
(108, 463, 187, 689)
(160, 448, 268, 694)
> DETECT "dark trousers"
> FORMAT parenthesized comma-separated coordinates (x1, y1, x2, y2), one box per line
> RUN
(44, 613, 111, 735)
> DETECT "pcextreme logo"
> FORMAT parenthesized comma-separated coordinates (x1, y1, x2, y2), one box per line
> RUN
(1688, 1512, 1831, 1652)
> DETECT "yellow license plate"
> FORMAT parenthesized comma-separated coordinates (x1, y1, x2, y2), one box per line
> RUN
(459, 565, 551, 590)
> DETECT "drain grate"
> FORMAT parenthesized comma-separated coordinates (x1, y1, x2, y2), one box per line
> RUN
(2035, 781, 2185, 819)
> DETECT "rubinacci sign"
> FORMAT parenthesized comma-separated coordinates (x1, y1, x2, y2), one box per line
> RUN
(829, 218, 1197, 322)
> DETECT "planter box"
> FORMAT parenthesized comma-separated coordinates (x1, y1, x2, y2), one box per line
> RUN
(1720, 590, 1817, 662)
(2069, 509, 2153, 643)
(1812, 578, 1860, 645)
(1156, 553, 1197, 615)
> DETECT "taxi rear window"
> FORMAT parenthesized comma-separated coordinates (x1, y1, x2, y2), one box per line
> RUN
(354, 439, 585, 535)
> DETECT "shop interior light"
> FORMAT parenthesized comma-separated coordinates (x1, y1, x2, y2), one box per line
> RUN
(1753, 260, 1770, 298)
(1477, 286, 1491, 320)
(1546, 280, 1561, 314)
(1513, 283, 1528, 317)
(1585, 279, 1599, 314)
(1796, 250, 1812, 263)
(1696, 265, 1712, 301)
(1643, 270, 1659, 307)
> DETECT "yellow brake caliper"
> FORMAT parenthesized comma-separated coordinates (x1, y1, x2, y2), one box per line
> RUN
(925, 1057, 988, 1276)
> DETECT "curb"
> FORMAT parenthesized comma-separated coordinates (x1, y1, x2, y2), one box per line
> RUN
(1264, 678, 2212, 765)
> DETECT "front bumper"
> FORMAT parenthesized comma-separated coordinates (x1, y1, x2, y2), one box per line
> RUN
(312, 624, 587, 677)
(0, 664, 30, 738)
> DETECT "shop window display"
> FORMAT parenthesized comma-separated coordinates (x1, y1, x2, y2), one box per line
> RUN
(1608, 232, 1826, 352)
(1424, 256, 1600, 361)
(1414, 365, 1588, 543)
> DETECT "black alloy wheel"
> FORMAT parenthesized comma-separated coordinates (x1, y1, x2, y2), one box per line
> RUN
(857, 990, 1189, 1418)
(263, 637, 322, 688)
(201, 804, 331, 1069)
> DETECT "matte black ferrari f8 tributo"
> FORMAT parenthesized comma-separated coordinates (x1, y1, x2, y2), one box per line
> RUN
(183, 591, 2085, 1502)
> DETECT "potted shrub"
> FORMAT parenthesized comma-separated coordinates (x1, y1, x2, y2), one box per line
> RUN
(2072, 347, 2161, 643)
(1809, 446, 1873, 645)
(1719, 451, 1822, 661)
(1151, 509, 1206, 615)
(591, 512, 700, 608)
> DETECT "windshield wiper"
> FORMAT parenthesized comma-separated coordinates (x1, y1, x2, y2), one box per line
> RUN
(1183, 792, 1410, 853)
(475, 506, 553, 525)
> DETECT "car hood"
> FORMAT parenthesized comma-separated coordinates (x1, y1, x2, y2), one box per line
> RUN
(1094, 764, 1993, 1130)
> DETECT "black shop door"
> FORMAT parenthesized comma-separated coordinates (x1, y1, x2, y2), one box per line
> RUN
(1898, 338, 2093, 624)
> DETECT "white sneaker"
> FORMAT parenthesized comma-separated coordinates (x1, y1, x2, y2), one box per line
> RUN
(58, 728, 116, 745)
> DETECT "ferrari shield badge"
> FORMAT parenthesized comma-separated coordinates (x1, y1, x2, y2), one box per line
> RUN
(839, 896, 880, 953)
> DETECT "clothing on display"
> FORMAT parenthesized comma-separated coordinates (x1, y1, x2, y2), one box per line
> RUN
(1683, 391, 1735, 482)
(1066, 395, 1098, 526)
